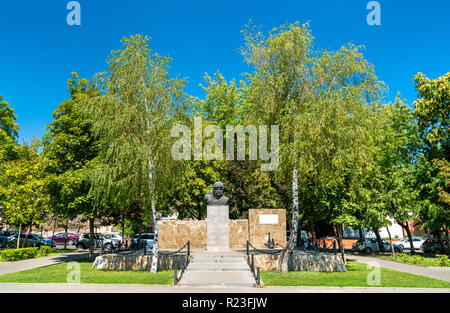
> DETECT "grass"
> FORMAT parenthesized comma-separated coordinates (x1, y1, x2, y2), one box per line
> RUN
(375, 253, 449, 267)
(260, 261, 450, 288)
(0, 258, 174, 285)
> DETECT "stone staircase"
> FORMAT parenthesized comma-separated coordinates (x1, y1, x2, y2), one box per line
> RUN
(178, 253, 256, 287)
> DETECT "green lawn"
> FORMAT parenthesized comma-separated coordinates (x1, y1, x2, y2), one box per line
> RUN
(0, 258, 174, 285)
(260, 261, 450, 288)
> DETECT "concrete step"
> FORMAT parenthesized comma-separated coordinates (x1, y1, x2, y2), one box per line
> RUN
(188, 262, 250, 272)
(178, 253, 256, 287)
(190, 255, 247, 264)
(179, 270, 255, 287)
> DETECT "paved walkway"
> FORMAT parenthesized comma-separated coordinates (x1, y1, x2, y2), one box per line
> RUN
(179, 253, 256, 287)
(0, 283, 448, 293)
(347, 255, 450, 282)
(0, 251, 93, 275)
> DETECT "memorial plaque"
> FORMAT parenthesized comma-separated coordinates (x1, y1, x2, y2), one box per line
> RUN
(259, 214, 279, 225)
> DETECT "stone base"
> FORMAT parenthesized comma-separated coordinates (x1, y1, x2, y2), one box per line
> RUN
(207, 205, 230, 252)
(92, 254, 188, 271)
(252, 251, 346, 272)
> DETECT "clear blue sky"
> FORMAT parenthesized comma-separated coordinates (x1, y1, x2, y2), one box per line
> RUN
(1, 0, 449, 143)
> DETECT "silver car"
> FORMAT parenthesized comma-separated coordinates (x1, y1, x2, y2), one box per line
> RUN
(354, 238, 403, 253)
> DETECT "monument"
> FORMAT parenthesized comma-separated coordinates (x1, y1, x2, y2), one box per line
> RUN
(205, 182, 230, 251)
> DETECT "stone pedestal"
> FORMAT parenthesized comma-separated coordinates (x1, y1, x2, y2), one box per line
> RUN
(207, 205, 230, 251)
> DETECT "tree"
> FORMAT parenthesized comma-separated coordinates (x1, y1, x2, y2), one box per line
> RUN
(79, 35, 189, 272)
(373, 94, 420, 254)
(0, 139, 48, 248)
(240, 22, 384, 270)
(0, 95, 19, 162)
(413, 72, 449, 156)
(413, 72, 449, 242)
(42, 73, 101, 257)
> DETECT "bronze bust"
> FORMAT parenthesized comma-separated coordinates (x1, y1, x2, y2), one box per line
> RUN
(205, 182, 229, 206)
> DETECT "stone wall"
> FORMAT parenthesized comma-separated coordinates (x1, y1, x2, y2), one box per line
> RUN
(158, 209, 287, 249)
(229, 220, 249, 248)
(92, 254, 189, 271)
(252, 251, 345, 272)
(249, 209, 286, 248)
(159, 219, 250, 249)
(159, 220, 207, 249)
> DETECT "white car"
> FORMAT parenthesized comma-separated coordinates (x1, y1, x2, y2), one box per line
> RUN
(105, 233, 123, 241)
(396, 237, 425, 250)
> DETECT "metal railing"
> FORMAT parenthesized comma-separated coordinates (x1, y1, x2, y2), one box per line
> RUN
(168, 241, 190, 285)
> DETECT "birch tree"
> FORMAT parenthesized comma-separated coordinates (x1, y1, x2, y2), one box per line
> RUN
(79, 35, 188, 272)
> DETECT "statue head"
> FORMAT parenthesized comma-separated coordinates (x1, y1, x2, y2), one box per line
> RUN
(212, 182, 224, 199)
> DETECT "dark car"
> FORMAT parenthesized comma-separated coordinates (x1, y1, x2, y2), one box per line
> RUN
(76, 233, 120, 252)
(0, 231, 19, 248)
(7, 233, 56, 248)
(421, 239, 449, 254)
(48, 232, 79, 246)
(129, 233, 154, 250)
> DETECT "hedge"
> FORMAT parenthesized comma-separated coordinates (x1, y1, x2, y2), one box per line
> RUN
(0, 246, 52, 262)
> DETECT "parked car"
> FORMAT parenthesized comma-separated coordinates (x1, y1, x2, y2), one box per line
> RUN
(76, 233, 120, 252)
(129, 233, 154, 250)
(7, 233, 56, 248)
(104, 233, 123, 242)
(395, 237, 425, 250)
(48, 232, 79, 246)
(421, 239, 449, 254)
(0, 231, 19, 248)
(353, 238, 403, 253)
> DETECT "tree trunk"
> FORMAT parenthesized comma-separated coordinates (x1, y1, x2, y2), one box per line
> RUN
(398, 220, 415, 255)
(17, 224, 22, 249)
(336, 225, 346, 264)
(89, 218, 95, 260)
(373, 228, 384, 252)
(23, 224, 32, 248)
(359, 229, 364, 240)
(386, 225, 395, 254)
(277, 165, 299, 273)
(52, 219, 57, 240)
(150, 200, 159, 273)
(122, 213, 125, 249)
(63, 220, 68, 250)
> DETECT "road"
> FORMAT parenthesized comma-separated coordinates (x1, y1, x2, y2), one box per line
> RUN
(347, 255, 450, 282)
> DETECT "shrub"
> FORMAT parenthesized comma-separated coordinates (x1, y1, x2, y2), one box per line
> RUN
(0, 246, 53, 262)
(37, 246, 52, 257)
(435, 254, 450, 267)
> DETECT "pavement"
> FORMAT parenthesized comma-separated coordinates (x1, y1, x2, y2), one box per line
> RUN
(0, 283, 448, 293)
(179, 253, 256, 287)
(347, 255, 450, 282)
(0, 251, 93, 275)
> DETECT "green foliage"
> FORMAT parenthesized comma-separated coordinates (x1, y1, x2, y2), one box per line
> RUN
(0, 95, 19, 162)
(42, 72, 100, 223)
(0, 140, 48, 227)
(413, 72, 449, 151)
(435, 254, 450, 267)
(392, 253, 424, 265)
(240, 21, 385, 231)
(78, 35, 189, 214)
(0, 246, 51, 262)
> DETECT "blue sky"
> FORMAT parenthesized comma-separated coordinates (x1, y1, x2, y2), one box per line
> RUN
(0, 0, 449, 143)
